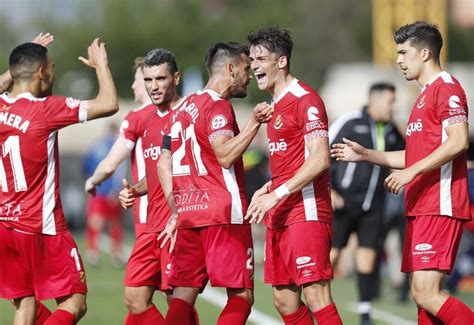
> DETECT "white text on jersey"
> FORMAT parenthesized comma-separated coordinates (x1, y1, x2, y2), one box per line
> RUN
(268, 139, 288, 156)
(0, 112, 30, 133)
(406, 119, 423, 136)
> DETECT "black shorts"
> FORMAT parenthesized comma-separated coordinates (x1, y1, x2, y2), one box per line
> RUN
(332, 208, 383, 249)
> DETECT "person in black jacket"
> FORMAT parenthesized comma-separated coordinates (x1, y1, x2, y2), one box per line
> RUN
(329, 82, 405, 325)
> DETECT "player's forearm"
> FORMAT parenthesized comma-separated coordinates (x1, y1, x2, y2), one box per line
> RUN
(88, 65, 119, 118)
(364, 149, 405, 169)
(158, 152, 178, 214)
(132, 177, 148, 196)
(0, 70, 12, 93)
(213, 119, 260, 169)
(409, 128, 468, 176)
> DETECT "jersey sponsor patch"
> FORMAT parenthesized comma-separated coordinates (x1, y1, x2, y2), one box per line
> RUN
(211, 114, 227, 130)
(448, 95, 461, 108)
(65, 97, 81, 109)
(307, 106, 320, 121)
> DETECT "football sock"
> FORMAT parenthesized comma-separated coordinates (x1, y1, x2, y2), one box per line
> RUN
(217, 295, 251, 325)
(312, 303, 343, 325)
(418, 307, 442, 325)
(85, 225, 99, 255)
(165, 298, 193, 325)
(436, 296, 473, 324)
(109, 221, 123, 256)
(191, 307, 200, 325)
(44, 309, 75, 325)
(35, 301, 52, 325)
(125, 304, 164, 325)
(281, 303, 313, 324)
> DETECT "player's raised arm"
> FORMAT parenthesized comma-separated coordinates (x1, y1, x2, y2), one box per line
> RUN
(78, 38, 118, 120)
(331, 137, 405, 169)
(0, 32, 55, 93)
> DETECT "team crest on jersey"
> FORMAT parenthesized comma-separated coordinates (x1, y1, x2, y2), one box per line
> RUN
(416, 95, 426, 109)
(0, 104, 10, 111)
(274, 114, 283, 129)
(65, 97, 80, 109)
(211, 114, 227, 130)
(307, 106, 320, 121)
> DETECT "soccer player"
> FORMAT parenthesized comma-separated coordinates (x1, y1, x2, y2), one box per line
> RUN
(83, 122, 126, 266)
(331, 21, 473, 324)
(245, 27, 343, 324)
(0, 38, 118, 324)
(158, 42, 272, 325)
(85, 56, 155, 236)
(117, 48, 189, 325)
(329, 82, 405, 325)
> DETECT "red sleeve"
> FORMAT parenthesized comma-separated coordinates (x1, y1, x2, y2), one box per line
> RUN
(436, 83, 468, 126)
(43, 96, 88, 130)
(297, 93, 329, 143)
(205, 100, 235, 143)
(119, 111, 145, 149)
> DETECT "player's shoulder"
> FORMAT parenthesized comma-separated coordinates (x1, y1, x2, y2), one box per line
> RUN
(284, 79, 323, 104)
(432, 71, 464, 92)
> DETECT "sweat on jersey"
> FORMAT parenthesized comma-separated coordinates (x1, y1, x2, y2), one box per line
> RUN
(120, 102, 155, 226)
(0, 93, 88, 235)
(265, 79, 332, 229)
(405, 71, 470, 220)
(166, 89, 248, 229)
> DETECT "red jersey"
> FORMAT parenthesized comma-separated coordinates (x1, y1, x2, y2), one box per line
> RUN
(120, 102, 155, 226)
(142, 108, 173, 233)
(169, 90, 248, 228)
(0, 92, 88, 234)
(405, 71, 470, 220)
(265, 79, 332, 228)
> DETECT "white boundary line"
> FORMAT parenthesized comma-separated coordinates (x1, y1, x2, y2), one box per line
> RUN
(347, 302, 416, 325)
(99, 235, 281, 324)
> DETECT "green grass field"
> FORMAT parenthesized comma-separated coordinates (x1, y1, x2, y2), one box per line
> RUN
(0, 232, 472, 324)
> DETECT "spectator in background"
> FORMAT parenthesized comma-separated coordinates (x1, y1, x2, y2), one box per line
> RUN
(329, 82, 405, 325)
(83, 123, 126, 266)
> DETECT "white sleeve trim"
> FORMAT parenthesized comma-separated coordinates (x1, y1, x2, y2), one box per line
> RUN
(209, 130, 234, 143)
(304, 130, 328, 143)
(78, 100, 89, 123)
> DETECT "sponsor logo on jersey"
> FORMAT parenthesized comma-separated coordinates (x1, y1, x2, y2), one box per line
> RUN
(406, 119, 423, 136)
(295, 256, 316, 269)
(307, 106, 320, 121)
(420, 256, 432, 263)
(448, 95, 461, 108)
(268, 139, 287, 156)
(211, 114, 227, 130)
(415, 243, 432, 251)
(417, 95, 426, 109)
(65, 97, 81, 109)
(174, 184, 210, 213)
(274, 114, 283, 129)
(143, 144, 161, 160)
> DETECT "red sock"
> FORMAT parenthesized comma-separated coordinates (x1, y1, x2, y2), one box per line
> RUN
(436, 296, 473, 325)
(418, 307, 442, 325)
(86, 224, 99, 252)
(217, 296, 251, 325)
(191, 307, 200, 325)
(35, 302, 52, 325)
(165, 298, 193, 325)
(125, 305, 164, 325)
(281, 303, 313, 324)
(312, 303, 343, 325)
(44, 309, 75, 325)
(109, 220, 123, 255)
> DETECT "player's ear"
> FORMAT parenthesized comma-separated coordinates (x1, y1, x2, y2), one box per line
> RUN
(421, 48, 431, 62)
(227, 62, 235, 77)
(278, 55, 288, 70)
(173, 71, 181, 86)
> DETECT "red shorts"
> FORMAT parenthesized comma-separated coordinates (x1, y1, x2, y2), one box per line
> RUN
(0, 225, 87, 300)
(168, 224, 254, 289)
(401, 215, 464, 273)
(264, 221, 333, 286)
(124, 232, 171, 291)
(87, 196, 121, 219)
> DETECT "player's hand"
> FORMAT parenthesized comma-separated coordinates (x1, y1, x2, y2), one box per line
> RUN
(253, 102, 273, 124)
(330, 188, 344, 210)
(245, 191, 279, 224)
(118, 178, 138, 209)
(84, 178, 97, 197)
(384, 168, 416, 195)
(158, 213, 178, 253)
(253, 181, 272, 198)
(79, 38, 108, 69)
(330, 138, 367, 162)
(31, 33, 54, 47)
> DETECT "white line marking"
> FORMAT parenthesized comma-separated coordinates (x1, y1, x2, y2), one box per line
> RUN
(347, 302, 416, 325)
(99, 235, 281, 324)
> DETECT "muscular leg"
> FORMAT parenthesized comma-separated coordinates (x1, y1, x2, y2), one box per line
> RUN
(303, 280, 342, 325)
(12, 296, 36, 325)
(53, 293, 87, 322)
(124, 286, 155, 314)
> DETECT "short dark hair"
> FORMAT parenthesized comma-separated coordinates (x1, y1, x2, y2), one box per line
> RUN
(369, 82, 396, 95)
(247, 27, 293, 68)
(144, 48, 178, 74)
(9, 43, 49, 80)
(394, 21, 443, 63)
(132, 56, 145, 74)
(205, 42, 249, 75)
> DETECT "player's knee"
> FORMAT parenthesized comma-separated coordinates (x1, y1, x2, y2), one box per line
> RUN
(123, 291, 148, 314)
(410, 285, 431, 309)
(273, 295, 295, 315)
